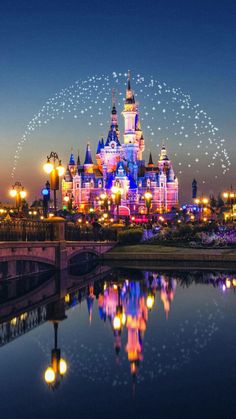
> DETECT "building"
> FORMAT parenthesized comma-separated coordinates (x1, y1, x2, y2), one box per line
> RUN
(62, 73, 178, 216)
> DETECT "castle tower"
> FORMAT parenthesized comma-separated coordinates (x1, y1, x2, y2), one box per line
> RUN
(135, 108, 145, 160)
(84, 143, 94, 174)
(148, 153, 154, 168)
(122, 71, 139, 166)
(68, 152, 76, 176)
(192, 179, 197, 199)
(96, 94, 122, 173)
(111, 88, 119, 138)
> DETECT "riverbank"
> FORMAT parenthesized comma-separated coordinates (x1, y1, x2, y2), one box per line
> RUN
(103, 244, 236, 267)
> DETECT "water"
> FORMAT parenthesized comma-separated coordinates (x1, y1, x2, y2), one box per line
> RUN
(0, 265, 235, 419)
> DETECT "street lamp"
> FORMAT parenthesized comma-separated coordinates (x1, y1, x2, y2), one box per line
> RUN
(144, 189, 153, 218)
(223, 189, 236, 211)
(194, 196, 209, 221)
(44, 322, 68, 390)
(9, 181, 27, 211)
(43, 152, 65, 215)
(63, 193, 74, 212)
(111, 184, 123, 221)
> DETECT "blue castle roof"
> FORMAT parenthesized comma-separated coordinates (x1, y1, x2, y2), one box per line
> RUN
(105, 129, 121, 147)
(69, 153, 75, 165)
(84, 143, 93, 165)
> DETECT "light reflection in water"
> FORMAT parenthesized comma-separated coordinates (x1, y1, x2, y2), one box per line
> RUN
(0, 268, 236, 391)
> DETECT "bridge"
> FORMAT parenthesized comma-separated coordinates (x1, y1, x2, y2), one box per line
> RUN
(0, 218, 116, 278)
(0, 265, 112, 347)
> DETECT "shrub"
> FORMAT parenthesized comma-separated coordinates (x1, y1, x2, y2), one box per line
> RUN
(118, 228, 143, 245)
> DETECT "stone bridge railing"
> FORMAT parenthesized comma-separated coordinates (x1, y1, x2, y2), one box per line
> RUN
(0, 218, 117, 242)
(0, 217, 117, 278)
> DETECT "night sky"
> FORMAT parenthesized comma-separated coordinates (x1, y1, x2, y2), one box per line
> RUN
(0, 0, 235, 202)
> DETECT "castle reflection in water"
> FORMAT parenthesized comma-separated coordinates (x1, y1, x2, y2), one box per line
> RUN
(0, 266, 235, 389)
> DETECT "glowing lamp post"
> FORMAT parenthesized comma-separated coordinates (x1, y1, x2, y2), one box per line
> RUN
(194, 196, 209, 221)
(44, 322, 68, 390)
(223, 190, 236, 212)
(43, 152, 65, 215)
(9, 182, 27, 211)
(144, 190, 153, 218)
(111, 185, 123, 221)
(146, 293, 155, 310)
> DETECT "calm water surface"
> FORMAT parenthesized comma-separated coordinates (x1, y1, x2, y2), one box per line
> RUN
(0, 265, 235, 419)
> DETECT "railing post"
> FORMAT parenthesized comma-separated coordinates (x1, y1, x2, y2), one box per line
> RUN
(46, 217, 67, 270)
(46, 217, 65, 241)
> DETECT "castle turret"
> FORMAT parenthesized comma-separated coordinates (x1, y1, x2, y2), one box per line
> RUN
(148, 153, 154, 168)
(64, 165, 73, 182)
(111, 88, 119, 138)
(84, 143, 94, 174)
(68, 152, 76, 176)
(122, 71, 139, 166)
(192, 179, 197, 199)
(77, 150, 81, 167)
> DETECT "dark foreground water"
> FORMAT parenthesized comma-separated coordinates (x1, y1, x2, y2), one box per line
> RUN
(0, 264, 235, 419)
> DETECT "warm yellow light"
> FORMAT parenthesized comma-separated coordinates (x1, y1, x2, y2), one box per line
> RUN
(65, 293, 70, 303)
(100, 193, 107, 200)
(177, 219, 181, 223)
(113, 315, 121, 331)
(20, 190, 26, 199)
(33, 210, 37, 215)
(203, 217, 207, 222)
(190, 215, 195, 220)
(202, 198, 208, 204)
(20, 313, 27, 321)
(232, 279, 236, 287)
(146, 295, 154, 310)
(44, 367, 56, 384)
(78, 219, 82, 223)
(9, 189, 17, 198)
(59, 358, 67, 376)
(110, 218, 114, 222)
(111, 186, 118, 194)
(230, 193, 234, 198)
(223, 192, 229, 198)
(103, 213, 108, 219)
(40, 216, 44, 220)
(63, 195, 70, 202)
(225, 279, 231, 289)
(89, 208, 94, 213)
(144, 191, 153, 200)
(48, 213, 54, 218)
(121, 312, 126, 326)
(57, 163, 65, 177)
(11, 317, 17, 326)
(195, 198, 200, 204)
(44, 161, 53, 174)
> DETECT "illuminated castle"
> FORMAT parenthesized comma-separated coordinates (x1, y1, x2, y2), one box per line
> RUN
(62, 73, 178, 215)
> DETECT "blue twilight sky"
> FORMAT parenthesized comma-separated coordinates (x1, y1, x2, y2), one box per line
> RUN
(0, 0, 235, 202)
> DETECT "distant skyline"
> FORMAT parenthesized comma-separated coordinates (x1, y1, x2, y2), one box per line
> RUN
(0, 0, 235, 202)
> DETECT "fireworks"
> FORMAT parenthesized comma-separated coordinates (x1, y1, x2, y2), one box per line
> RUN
(11, 72, 231, 183)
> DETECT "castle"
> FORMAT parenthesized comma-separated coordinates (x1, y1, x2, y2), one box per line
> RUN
(62, 74, 178, 216)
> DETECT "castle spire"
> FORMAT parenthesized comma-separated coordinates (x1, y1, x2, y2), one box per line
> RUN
(148, 152, 154, 167)
(125, 70, 135, 105)
(112, 87, 116, 108)
(84, 143, 93, 165)
(110, 88, 119, 137)
(77, 150, 81, 166)
(127, 69, 131, 90)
